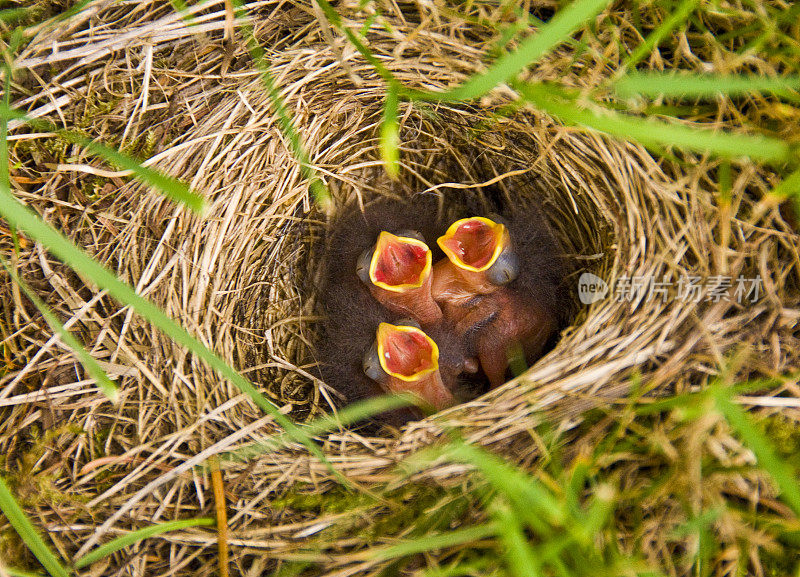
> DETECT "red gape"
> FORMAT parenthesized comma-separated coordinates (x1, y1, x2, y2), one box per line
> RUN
(367, 232, 443, 326)
(375, 323, 455, 411)
(380, 327, 436, 376)
(438, 218, 499, 269)
(372, 240, 428, 287)
(432, 217, 510, 307)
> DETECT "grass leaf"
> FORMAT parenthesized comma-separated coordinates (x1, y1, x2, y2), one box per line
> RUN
(492, 500, 541, 577)
(615, 72, 800, 99)
(3, 568, 47, 577)
(0, 476, 70, 577)
(667, 506, 725, 539)
(219, 393, 417, 463)
(769, 167, 800, 205)
(518, 83, 791, 163)
(312, 0, 398, 84)
(73, 518, 215, 569)
(407, 441, 565, 531)
(369, 523, 499, 561)
(713, 388, 800, 516)
(0, 256, 119, 402)
(406, 0, 611, 102)
(381, 84, 400, 178)
(422, 559, 497, 577)
(230, 0, 330, 207)
(0, 105, 204, 213)
(619, 0, 699, 73)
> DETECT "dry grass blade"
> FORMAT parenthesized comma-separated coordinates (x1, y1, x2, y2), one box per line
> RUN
(210, 456, 230, 577)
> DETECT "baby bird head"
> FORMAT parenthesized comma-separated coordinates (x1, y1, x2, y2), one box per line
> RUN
(356, 230, 429, 288)
(356, 230, 442, 326)
(437, 216, 519, 289)
(362, 321, 454, 412)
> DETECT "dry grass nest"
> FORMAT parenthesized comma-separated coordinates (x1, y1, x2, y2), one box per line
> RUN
(1, 0, 799, 575)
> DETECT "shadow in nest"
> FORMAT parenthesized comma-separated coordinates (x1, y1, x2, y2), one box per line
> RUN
(315, 188, 576, 434)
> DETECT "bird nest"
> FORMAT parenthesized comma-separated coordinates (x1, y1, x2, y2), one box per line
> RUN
(1, 1, 799, 575)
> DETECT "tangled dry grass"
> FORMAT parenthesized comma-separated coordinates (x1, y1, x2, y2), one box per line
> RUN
(1, 0, 799, 575)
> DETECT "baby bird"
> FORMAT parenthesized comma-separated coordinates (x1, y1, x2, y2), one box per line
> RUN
(356, 231, 442, 326)
(454, 289, 557, 388)
(362, 322, 455, 411)
(316, 195, 570, 428)
(433, 212, 567, 389)
(431, 216, 519, 320)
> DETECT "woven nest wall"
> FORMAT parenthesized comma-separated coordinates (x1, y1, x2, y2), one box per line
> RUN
(2, 0, 799, 574)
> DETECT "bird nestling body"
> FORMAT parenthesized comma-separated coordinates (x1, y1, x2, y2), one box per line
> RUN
(316, 196, 467, 430)
(433, 213, 566, 389)
(453, 289, 557, 388)
(356, 231, 442, 326)
(431, 216, 519, 321)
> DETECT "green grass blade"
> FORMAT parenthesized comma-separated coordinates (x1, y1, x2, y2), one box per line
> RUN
(0, 105, 204, 213)
(565, 458, 590, 518)
(73, 518, 214, 569)
(42, 0, 94, 27)
(667, 506, 724, 539)
(518, 83, 791, 163)
(712, 388, 800, 516)
(0, 186, 343, 485)
(230, 0, 330, 207)
(615, 72, 800, 99)
(619, 0, 699, 73)
(0, 256, 119, 402)
(219, 393, 417, 463)
(770, 167, 800, 218)
(531, 534, 574, 572)
(577, 483, 615, 540)
(381, 84, 400, 178)
(1, 63, 10, 194)
(422, 559, 497, 577)
(301, 393, 418, 436)
(405, 0, 610, 102)
(369, 522, 499, 561)
(448, 443, 565, 526)
(634, 377, 786, 416)
(407, 441, 565, 531)
(167, 0, 205, 26)
(770, 167, 800, 201)
(0, 476, 70, 577)
(1, 61, 117, 402)
(3, 568, 47, 577)
(492, 500, 541, 577)
(313, 0, 398, 84)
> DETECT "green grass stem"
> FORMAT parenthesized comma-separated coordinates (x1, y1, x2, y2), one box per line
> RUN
(0, 476, 70, 577)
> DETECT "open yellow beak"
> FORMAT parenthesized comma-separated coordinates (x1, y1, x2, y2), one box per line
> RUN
(369, 231, 433, 292)
(375, 322, 439, 382)
(437, 217, 508, 272)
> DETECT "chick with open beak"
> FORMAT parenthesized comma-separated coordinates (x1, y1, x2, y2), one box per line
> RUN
(433, 215, 559, 389)
(356, 231, 443, 326)
(362, 322, 455, 411)
(431, 216, 518, 318)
